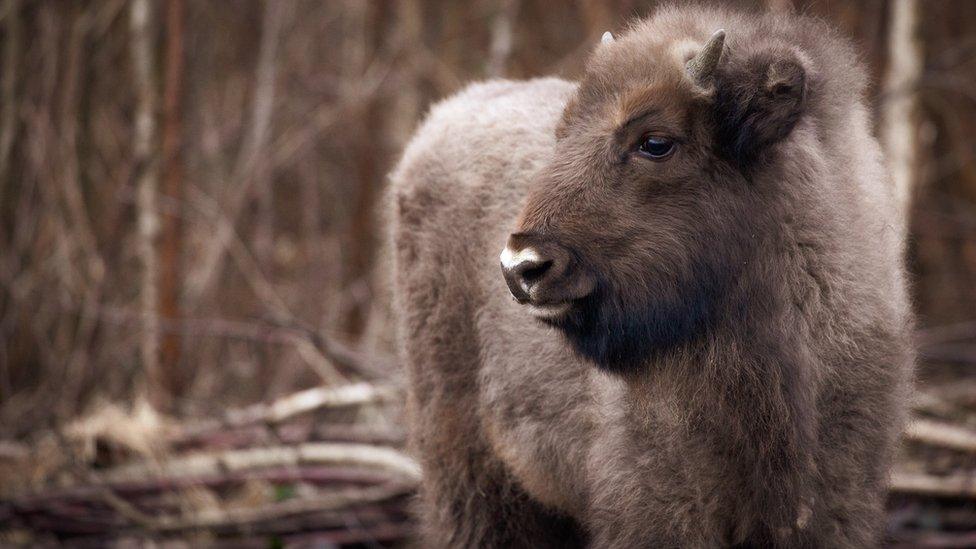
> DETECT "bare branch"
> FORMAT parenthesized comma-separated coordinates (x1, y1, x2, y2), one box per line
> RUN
(179, 382, 398, 439)
(149, 482, 412, 534)
(905, 418, 976, 453)
(187, 0, 289, 301)
(94, 442, 421, 484)
(891, 470, 976, 499)
(83, 304, 390, 380)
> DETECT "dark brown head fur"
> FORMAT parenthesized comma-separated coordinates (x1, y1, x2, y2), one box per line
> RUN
(502, 8, 860, 373)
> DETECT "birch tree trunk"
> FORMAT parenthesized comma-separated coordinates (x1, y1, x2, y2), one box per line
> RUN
(487, 0, 518, 78)
(129, 0, 161, 405)
(880, 0, 922, 222)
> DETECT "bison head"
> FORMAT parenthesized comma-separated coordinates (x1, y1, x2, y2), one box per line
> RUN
(501, 24, 810, 373)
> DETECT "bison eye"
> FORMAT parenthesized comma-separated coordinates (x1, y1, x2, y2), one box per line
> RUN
(638, 136, 675, 160)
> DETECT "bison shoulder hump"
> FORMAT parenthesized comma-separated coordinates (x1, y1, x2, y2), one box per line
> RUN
(389, 78, 576, 228)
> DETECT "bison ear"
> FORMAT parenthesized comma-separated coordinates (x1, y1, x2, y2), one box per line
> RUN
(713, 51, 806, 166)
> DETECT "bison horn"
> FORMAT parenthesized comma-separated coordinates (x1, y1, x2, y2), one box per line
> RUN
(686, 29, 726, 84)
(602, 31, 615, 45)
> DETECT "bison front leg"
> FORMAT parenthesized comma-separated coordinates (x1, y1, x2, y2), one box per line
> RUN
(405, 336, 585, 548)
(395, 242, 584, 547)
(414, 443, 585, 548)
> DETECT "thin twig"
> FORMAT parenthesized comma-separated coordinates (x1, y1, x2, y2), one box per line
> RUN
(84, 304, 386, 380)
(187, 0, 289, 301)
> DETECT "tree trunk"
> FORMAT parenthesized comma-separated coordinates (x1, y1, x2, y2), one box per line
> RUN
(880, 0, 922, 221)
(159, 0, 185, 408)
(129, 0, 161, 406)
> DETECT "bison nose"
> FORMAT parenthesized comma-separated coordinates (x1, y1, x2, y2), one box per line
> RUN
(500, 234, 595, 309)
(500, 248, 553, 304)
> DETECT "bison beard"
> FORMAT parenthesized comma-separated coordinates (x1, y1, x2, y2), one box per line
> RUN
(549, 258, 731, 373)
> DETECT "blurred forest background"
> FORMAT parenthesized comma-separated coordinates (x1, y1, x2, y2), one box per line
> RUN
(2, 0, 976, 546)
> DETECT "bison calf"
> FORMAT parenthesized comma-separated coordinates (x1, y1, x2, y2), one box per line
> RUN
(389, 5, 913, 548)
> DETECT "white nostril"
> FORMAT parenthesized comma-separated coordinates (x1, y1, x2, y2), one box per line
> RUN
(500, 247, 541, 271)
(499, 247, 514, 269)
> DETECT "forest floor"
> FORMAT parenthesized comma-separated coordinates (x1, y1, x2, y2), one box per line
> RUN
(3, 361, 976, 547)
